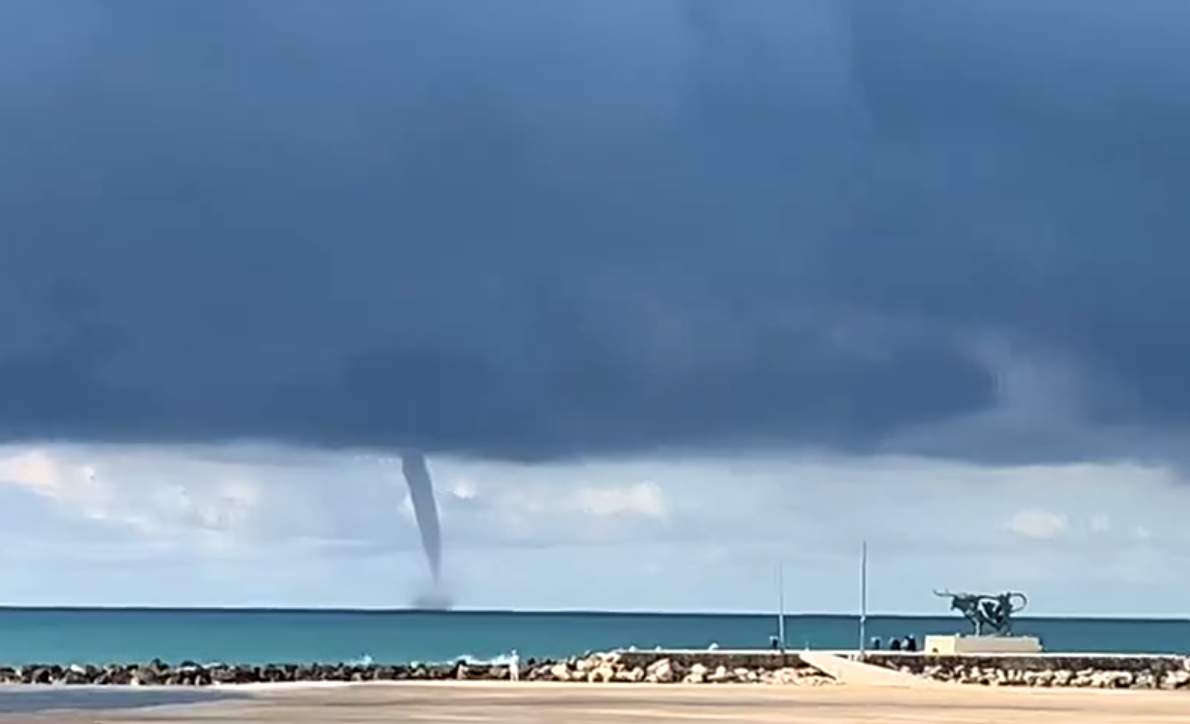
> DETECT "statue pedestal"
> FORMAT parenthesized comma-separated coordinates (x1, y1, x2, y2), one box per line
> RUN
(924, 635, 1043, 655)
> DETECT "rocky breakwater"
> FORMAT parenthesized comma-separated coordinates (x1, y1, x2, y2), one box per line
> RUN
(523, 651, 834, 686)
(0, 659, 517, 686)
(868, 654, 1190, 690)
(0, 652, 834, 687)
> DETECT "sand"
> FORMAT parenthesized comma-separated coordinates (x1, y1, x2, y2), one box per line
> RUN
(2, 681, 1188, 723)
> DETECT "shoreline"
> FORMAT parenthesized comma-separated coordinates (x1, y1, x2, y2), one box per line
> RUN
(4, 679, 1190, 724)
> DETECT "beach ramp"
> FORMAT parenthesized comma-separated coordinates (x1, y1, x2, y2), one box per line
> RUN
(799, 652, 932, 687)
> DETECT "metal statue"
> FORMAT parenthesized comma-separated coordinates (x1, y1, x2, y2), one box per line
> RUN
(934, 591, 1028, 636)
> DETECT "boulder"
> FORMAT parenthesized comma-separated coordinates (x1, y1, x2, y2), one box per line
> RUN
(24, 666, 53, 684)
(131, 668, 159, 686)
(549, 663, 572, 682)
(645, 658, 674, 684)
(781, 667, 804, 685)
(63, 670, 90, 685)
(1163, 670, 1190, 689)
(210, 667, 240, 685)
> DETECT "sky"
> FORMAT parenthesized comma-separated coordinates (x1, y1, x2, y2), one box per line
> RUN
(2, 0, 1190, 615)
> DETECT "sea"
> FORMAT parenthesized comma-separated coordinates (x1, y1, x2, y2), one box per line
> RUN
(0, 609, 1188, 665)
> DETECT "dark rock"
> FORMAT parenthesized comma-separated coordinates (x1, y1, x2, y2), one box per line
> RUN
(63, 670, 90, 685)
(133, 667, 160, 686)
(29, 667, 54, 684)
(106, 665, 133, 685)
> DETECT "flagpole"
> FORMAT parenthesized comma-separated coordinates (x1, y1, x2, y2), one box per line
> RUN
(859, 541, 868, 658)
(777, 562, 786, 650)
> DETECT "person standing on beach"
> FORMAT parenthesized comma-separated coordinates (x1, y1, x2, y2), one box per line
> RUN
(509, 650, 520, 682)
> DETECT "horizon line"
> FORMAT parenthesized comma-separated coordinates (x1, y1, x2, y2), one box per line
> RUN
(0, 605, 1186, 622)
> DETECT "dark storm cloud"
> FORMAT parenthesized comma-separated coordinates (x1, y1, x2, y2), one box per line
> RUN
(2, 0, 1189, 461)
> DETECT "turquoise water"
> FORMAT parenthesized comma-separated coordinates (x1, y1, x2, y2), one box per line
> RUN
(0, 609, 1187, 665)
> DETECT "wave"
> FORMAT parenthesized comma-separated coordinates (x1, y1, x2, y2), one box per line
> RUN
(401, 652, 524, 667)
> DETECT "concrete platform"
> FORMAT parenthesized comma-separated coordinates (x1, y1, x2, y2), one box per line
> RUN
(925, 634, 1043, 654)
(615, 649, 808, 670)
(798, 651, 933, 687)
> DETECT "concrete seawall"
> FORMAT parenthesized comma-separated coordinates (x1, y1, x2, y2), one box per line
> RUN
(615, 650, 809, 670)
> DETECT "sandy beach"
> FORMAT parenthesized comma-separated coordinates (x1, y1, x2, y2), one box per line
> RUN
(3, 681, 1188, 723)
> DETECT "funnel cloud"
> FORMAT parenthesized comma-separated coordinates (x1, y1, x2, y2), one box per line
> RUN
(400, 451, 443, 584)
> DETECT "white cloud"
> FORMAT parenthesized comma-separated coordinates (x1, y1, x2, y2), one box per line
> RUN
(1005, 508, 1069, 540)
(570, 481, 667, 519)
(0, 445, 281, 545)
(0, 443, 1189, 613)
(449, 477, 478, 501)
(0, 448, 65, 494)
